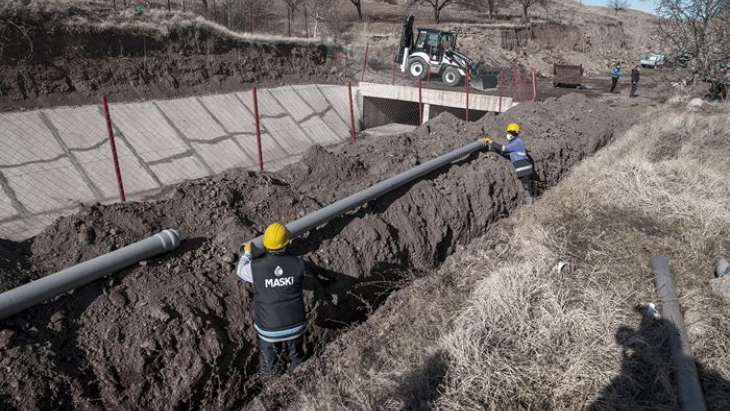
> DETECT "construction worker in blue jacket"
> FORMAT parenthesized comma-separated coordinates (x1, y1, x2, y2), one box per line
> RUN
(237, 222, 306, 384)
(609, 62, 622, 93)
(484, 122, 536, 202)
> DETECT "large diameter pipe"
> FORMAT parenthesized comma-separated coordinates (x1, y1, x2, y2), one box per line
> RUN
(651, 255, 707, 411)
(250, 139, 489, 252)
(0, 229, 181, 321)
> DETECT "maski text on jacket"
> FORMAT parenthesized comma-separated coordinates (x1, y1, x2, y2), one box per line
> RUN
(265, 277, 294, 287)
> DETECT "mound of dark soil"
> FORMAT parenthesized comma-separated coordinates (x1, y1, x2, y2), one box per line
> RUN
(0, 94, 622, 410)
(0, 7, 334, 110)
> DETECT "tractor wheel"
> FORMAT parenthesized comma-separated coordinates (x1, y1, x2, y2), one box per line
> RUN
(408, 58, 427, 80)
(442, 66, 462, 87)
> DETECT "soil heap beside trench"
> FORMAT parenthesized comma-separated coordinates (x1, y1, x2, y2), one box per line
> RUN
(0, 93, 620, 410)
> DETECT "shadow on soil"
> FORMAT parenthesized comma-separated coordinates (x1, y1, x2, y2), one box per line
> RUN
(395, 349, 450, 411)
(587, 309, 730, 411)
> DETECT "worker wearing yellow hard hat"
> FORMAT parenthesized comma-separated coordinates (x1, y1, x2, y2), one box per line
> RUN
(237, 222, 307, 385)
(484, 122, 536, 203)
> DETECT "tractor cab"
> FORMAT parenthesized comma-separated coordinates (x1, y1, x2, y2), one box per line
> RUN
(413, 29, 457, 59)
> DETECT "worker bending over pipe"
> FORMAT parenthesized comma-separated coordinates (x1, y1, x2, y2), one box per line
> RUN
(484, 122, 536, 204)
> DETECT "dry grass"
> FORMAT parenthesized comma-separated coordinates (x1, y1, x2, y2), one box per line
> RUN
(288, 100, 730, 410)
(0, 0, 325, 45)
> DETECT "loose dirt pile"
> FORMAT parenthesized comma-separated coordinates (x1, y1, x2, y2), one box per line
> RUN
(0, 94, 623, 410)
(0, 6, 334, 110)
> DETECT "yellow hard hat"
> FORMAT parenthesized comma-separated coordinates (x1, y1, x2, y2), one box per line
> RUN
(263, 222, 291, 250)
(506, 123, 521, 133)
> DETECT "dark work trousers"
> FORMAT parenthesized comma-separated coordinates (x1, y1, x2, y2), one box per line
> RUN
(519, 174, 536, 197)
(258, 336, 305, 383)
(610, 76, 619, 93)
(630, 81, 638, 97)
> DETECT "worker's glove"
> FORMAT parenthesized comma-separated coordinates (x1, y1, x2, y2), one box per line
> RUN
(483, 136, 493, 146)
(243, 241, 252, 255)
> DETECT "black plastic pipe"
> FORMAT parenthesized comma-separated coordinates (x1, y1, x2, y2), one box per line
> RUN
(651, 255, 707, 411)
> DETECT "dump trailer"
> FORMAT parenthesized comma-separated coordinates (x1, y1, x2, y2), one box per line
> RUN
(552, 64, 583, 88)
(395, 14, 498, 91)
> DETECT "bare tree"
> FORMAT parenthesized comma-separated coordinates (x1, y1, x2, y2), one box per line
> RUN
(306, 0, 335, 37)
(241, 0, 272, 32)
(412, 0, 459, 23)
(464, 0, 506, 19)
(220, 0, 241, 27)
(656, 0, 730, 78)
(515, 0, 548, 20)
(283, 0, 303, 37)
(607, 0, 629, 15)
(348, 0, 363, 21)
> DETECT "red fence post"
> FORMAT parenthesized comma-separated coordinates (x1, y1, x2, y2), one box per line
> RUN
(523, 69, 530, 102)
(391, 45, 396, 85)
(101, 96, 126, 203)
(465, 63, 470, 122)
(361, 40, 369, 82)
(512, 62, 518, 102)
(418, 78, 423, 126)
(348, 80, 356, 144)
(252, 81, 264, 172)
(532, 68, 537, 101)
(427, 46, 432, 88)
(498, 68, 504, 112)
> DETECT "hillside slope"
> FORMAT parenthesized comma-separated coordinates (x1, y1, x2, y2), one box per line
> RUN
(0, 2, 334, 110)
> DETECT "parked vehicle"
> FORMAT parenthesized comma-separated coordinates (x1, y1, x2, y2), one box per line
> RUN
(640, 52, 665, 68)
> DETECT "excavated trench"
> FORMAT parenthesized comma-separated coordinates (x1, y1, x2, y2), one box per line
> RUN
(0, 94, 622, 410)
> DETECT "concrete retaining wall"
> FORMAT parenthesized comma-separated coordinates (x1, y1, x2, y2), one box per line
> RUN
(0, 84, 360, 240)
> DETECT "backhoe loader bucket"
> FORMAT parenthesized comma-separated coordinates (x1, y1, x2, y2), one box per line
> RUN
(469, 71, 499, 91)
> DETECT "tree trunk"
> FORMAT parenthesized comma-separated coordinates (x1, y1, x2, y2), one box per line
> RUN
(523, 4, 529, 20)
(356, 2, 363, 20)
(167, 0, 170, 11)
(287, 8, 292, 37)
(250, 5, 254, 32)
(434, 6, 440, 23)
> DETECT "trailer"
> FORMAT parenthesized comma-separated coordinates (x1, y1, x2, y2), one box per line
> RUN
(552, 64, 584, 88)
